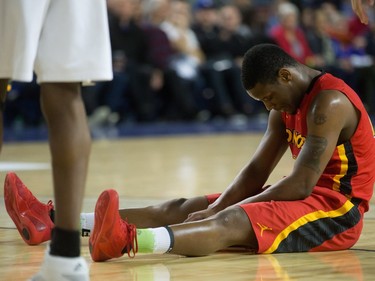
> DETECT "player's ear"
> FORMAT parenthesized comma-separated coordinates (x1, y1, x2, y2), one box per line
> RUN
(278, 68, 292, 82)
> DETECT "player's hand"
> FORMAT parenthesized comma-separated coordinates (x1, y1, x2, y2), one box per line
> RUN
(351, 0, 375, 24)
(184, 208, 216, 222)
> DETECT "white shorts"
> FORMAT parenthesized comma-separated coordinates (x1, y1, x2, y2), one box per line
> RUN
(0, 0, 113, 83)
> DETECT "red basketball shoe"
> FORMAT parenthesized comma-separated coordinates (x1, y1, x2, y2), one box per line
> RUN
(4, 172, 54, 245)
(89, 189, 138, 262)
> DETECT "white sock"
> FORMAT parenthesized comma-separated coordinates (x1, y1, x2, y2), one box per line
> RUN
(137, 227, 173, 254)
(80, 213, 94, 236)
(30, 245, 89, 281)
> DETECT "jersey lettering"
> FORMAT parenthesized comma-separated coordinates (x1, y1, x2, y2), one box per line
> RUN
(286, 128, 306, 149)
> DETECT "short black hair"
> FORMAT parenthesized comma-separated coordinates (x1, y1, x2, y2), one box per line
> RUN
(241, 44, 299, 90)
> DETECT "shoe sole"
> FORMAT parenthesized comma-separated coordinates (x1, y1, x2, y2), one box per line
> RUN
(4, 173, 48, 245)
(89, 189, 120, 262)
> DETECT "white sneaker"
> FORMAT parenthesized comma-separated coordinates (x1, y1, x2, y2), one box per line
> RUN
(29, 248, 89, 281)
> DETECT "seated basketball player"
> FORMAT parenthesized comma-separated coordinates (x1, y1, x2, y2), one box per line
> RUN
(5, 44, 375, 261)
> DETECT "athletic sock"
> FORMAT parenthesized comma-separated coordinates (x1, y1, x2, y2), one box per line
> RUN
(80, 212, 94, 237)
(31, 247, 89, 281)
(49, 227, 81, 257)
(137, 226, 174, 254)
(48, 211, 94, 237)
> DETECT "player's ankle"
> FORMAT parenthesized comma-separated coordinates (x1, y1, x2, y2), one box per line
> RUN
(50, 227, 81, 257)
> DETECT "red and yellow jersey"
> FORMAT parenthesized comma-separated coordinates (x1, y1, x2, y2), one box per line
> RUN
(282, 73, 375, 211)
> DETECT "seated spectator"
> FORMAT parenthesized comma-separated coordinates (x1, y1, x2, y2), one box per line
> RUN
(86, 0, 162, 125)
(301, 7, 338, 70)
(241, 2, 276, 46)
(141, 0, 203, 121)
(160, 0, 204, 80)
(318, 2, 375, 112)
(192, 0, 234, 117)
(335, 33, 375, 114)
(159, 0, 206, 114)
(217, 3, 260, 116)
(192, 0, 261, 118)
(269, 2, 315, 65)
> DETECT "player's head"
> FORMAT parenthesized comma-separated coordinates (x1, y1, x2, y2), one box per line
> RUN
(241, 44, 303, 114)
(241, 43, 298, 91)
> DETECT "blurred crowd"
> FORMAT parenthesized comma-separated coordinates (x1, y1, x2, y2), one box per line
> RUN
(4, 0, 375, 128)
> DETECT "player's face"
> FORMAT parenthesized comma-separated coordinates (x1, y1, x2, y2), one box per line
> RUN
(247, 81, 297, 114)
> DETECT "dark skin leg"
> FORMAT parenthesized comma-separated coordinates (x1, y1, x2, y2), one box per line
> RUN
(170, 206, 256, 256)
(1, 81, 89, 230)
(119, 196, 210, 228)
(119, 197, 258, 256)
(40, 82, 91, 230)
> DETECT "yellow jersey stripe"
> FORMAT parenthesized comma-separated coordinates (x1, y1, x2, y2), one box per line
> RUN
(332, 144, 348, 192)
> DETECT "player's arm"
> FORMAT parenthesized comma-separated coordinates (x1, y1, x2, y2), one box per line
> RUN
(207, 110, 289, 212)
(185, 110, 288, 222)
(239, 90, 355, 204)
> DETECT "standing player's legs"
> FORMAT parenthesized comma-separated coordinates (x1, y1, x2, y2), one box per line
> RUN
(0, 0, 111, 279)
(40, 82, 91, 242)
(30, 0, 112, 277)
(25, 82, 92, 280)
(36, 0, 111, 237)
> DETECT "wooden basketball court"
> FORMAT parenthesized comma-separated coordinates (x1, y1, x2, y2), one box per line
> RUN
(0, 133, 374, 280)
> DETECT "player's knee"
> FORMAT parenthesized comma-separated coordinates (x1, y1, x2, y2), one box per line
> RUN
(212, 207, 255, 247)
(214, 207, 247, 229)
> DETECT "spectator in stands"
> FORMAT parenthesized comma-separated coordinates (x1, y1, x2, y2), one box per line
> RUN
(160, 0, 204, 80)
(159, 0, 206, 114)
(192, 0, 260, 118)
(141, 0, 201, 121)
(269, 1, 315, 65)
(314, 2, 375, 115)
(349, 33, 375, 114)
(216, 3, 260, 116)
(301, 6, 337, 70)
(335, 28, 375, 115)
(241, 2, 276, 46)
(87, 0, 161, 125)
(192, 0, 236, 118)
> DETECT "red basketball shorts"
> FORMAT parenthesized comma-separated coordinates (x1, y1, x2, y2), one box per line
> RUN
(206, 186, 364, 253)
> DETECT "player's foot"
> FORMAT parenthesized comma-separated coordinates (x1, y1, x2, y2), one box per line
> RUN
(89, 189, 138, 262)
(4, 172, 54, 245)
(29, 246, 89, 281)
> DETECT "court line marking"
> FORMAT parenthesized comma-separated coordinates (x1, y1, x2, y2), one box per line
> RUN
(0, 162, 50, 171)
